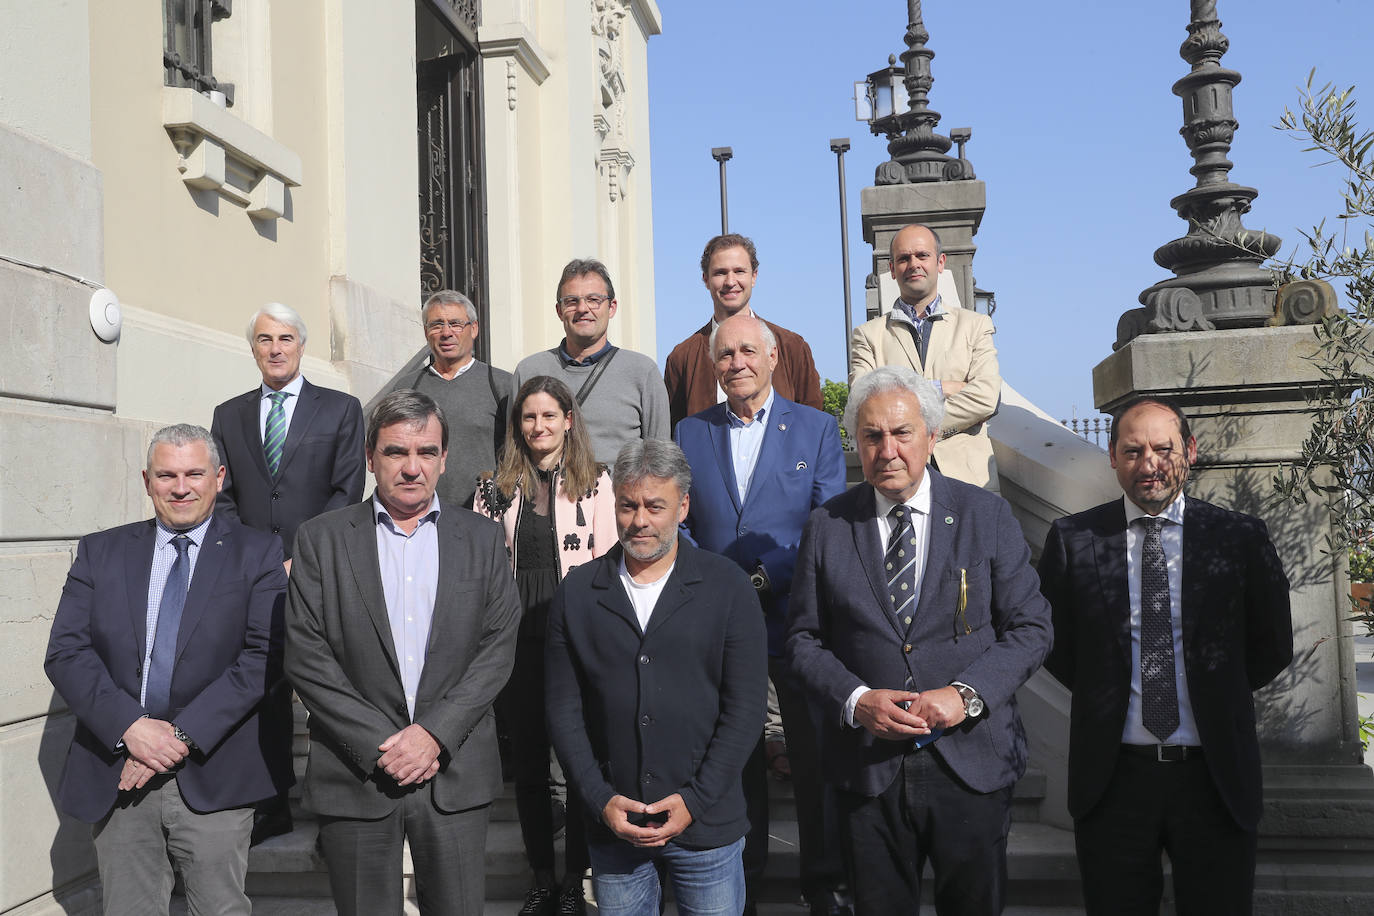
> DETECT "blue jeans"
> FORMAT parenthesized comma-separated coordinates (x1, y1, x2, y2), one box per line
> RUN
(588, 836, 745, 916)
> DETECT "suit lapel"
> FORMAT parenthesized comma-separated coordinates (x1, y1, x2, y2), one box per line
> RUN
(125, 521, 157, 659)
(1179, 497, 1206, 658)
(741, 397, 790, 515)
(593, 547, 644, 635)
(237, 389, 274, 481)
(1091, 501, 1132, 666)
(642, 547, 703, 640)
(924, 313, 952, 376)
(912, 473, 955, 636)
(277, 378, 321, 479)
(173, 515, 231, 662)
(345, 502, 403, 682)
(421, 512, 464, 666)
(850, 485, 905, 641)
(886, 312, 924, 376)
(708, 409, 743, 514)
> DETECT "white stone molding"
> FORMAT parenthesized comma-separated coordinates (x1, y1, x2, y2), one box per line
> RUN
(478, 22, 552, 86)
(598, 147, 634, 202)
(161, 87, 302, 221)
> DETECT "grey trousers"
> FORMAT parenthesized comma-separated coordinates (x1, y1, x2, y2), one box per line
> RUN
(92, 775, 253, 916)
(318, 795, 490, 916)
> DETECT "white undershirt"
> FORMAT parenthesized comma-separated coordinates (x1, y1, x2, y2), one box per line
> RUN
(618, 556, 676, 632)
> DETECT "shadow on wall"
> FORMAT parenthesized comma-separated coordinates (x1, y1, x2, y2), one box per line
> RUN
(39, 696, 101, 914)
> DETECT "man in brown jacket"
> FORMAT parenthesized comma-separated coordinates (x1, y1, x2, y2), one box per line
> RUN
(664, 233, 823, 430)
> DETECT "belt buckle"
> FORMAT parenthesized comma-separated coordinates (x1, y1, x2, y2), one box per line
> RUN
(1157, 744, 1185, 762)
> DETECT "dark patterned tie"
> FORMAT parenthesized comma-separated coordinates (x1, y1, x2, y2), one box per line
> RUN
(145, 535, 190, 718)
(1139, 517, 1180, 741)
(886, 505, 918, 624)
(264, 391, 288, 476)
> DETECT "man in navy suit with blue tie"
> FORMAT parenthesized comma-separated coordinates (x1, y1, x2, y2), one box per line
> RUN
(786, 367, 1052, 915)
(45, 424, 291, 915)
(674, 313, 847, 915)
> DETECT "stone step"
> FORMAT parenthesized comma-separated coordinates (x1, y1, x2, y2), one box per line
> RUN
(245, 816, 1082, 906)
(225, 899, 1088, 915)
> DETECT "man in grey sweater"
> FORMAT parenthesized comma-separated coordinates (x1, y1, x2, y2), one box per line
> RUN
(513, 259, 670, 465)
(380, 290, 510, 509)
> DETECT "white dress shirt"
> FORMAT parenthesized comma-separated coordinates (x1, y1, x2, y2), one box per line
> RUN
(1121, 492, 1199, 746)
(843, 472, 934, 726)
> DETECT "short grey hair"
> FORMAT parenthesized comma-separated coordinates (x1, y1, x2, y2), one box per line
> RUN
(422, 290, 478, 324)
(147, 423, 221, 470)
(844, 367, 944, 439)
(613, 439, 692, 497)
(708, 315, 777, 362)
(367, 389, 449, 452)
(246, 302, 308, 347)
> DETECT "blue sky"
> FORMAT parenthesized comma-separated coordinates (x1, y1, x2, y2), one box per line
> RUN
(647, 0, 1373, 422)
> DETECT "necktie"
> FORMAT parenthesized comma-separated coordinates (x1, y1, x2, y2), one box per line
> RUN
(1139, 517, 1180, 741)
(264, 391, 288, 476)
(145, 535, 191, 718)
(886, 505, 918, 624)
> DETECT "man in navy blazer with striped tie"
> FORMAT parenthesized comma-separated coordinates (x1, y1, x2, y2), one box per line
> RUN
(786, 367, 1052, 916)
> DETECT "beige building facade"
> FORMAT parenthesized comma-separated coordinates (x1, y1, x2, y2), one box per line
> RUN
(0, 0, 660, 911)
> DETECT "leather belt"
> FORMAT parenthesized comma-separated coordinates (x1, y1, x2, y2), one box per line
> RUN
(1121, 743, 1203, 762)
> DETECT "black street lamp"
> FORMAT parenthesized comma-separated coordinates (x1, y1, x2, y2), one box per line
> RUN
(830, 138, 854, 367)
(710, 146, 733, 234)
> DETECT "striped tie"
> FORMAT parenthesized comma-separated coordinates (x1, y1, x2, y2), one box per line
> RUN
(264, 391, 288, 476)
(886, 505, 918, 623)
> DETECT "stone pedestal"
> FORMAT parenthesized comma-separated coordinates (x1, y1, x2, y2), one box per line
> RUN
(1095, 326, 1374, 913)
(860, 179, 985, 319)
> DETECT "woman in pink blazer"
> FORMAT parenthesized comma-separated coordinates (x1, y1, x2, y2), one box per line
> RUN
(473, 375, 614, 916)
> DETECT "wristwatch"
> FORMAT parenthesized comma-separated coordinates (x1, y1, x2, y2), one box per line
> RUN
(749, 562, 771, 595)
(172, 724, 197, 750)
(953, 683, 985, 719)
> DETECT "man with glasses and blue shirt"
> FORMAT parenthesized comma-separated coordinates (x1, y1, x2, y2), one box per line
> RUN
(849, 224, 1002, 490)
(513, 259, 670, 465)
(379, 289, 511, 509)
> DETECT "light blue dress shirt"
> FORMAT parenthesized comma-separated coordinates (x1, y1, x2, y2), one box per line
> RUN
(141, 516, 212, 706)
(373, 494, 441, 719)
(725, 387, 775, 504)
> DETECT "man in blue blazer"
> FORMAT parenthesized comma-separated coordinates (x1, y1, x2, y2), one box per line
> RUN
(674, 313, 847, 915)
(546, 438, 768, 915)
(1039, 396, 1292, 914)
(786, 367, 1052, 916)
(45, 424, 291, 916)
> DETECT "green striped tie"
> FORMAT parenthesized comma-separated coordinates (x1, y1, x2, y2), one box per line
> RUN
(264, 391, 289, 476)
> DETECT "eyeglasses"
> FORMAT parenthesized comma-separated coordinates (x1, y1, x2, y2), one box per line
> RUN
(558, 294, 610, 311)
(425, 319, 474, 333)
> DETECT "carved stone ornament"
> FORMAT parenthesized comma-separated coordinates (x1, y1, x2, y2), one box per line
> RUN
(1145, 287, 1216, 333)
(591, 0, 633, 204)
(1269, 278, 1338, 326)
(1115, 308, 1151, 351)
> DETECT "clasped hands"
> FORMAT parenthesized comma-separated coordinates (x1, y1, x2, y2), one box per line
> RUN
(853, 686, 966, 740)
(602, 793, 693, 848)
(118, 717, 189, 791)
(377, 723, 442, 786)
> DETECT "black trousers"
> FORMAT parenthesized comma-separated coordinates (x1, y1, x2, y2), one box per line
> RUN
(1075, 748, 1256, 916)
(742, 658, 849, 909)
(838, 747, 1012, 916)
(502, 634, 588, 880)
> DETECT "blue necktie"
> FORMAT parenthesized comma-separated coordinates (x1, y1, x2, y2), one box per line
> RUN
(145, 535, 191, 719)
(264, 391, 288, 476)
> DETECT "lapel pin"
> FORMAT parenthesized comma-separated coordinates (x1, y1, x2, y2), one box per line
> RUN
(778, 423, 787, 431)
(944, 516, 953, 525)
(216, 540, 223, 546)
(796, 460, 808, 470)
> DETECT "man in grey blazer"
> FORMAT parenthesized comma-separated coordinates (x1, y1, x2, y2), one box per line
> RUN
(285, 390, 521, 916)
(786, 367, 1052, 915)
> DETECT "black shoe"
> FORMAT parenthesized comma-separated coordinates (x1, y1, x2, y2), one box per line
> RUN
(557, 883, 587, 916)
(249, 797, 293, 846)
(518, 884, 557, 916)
(810, 904, 853, 916)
